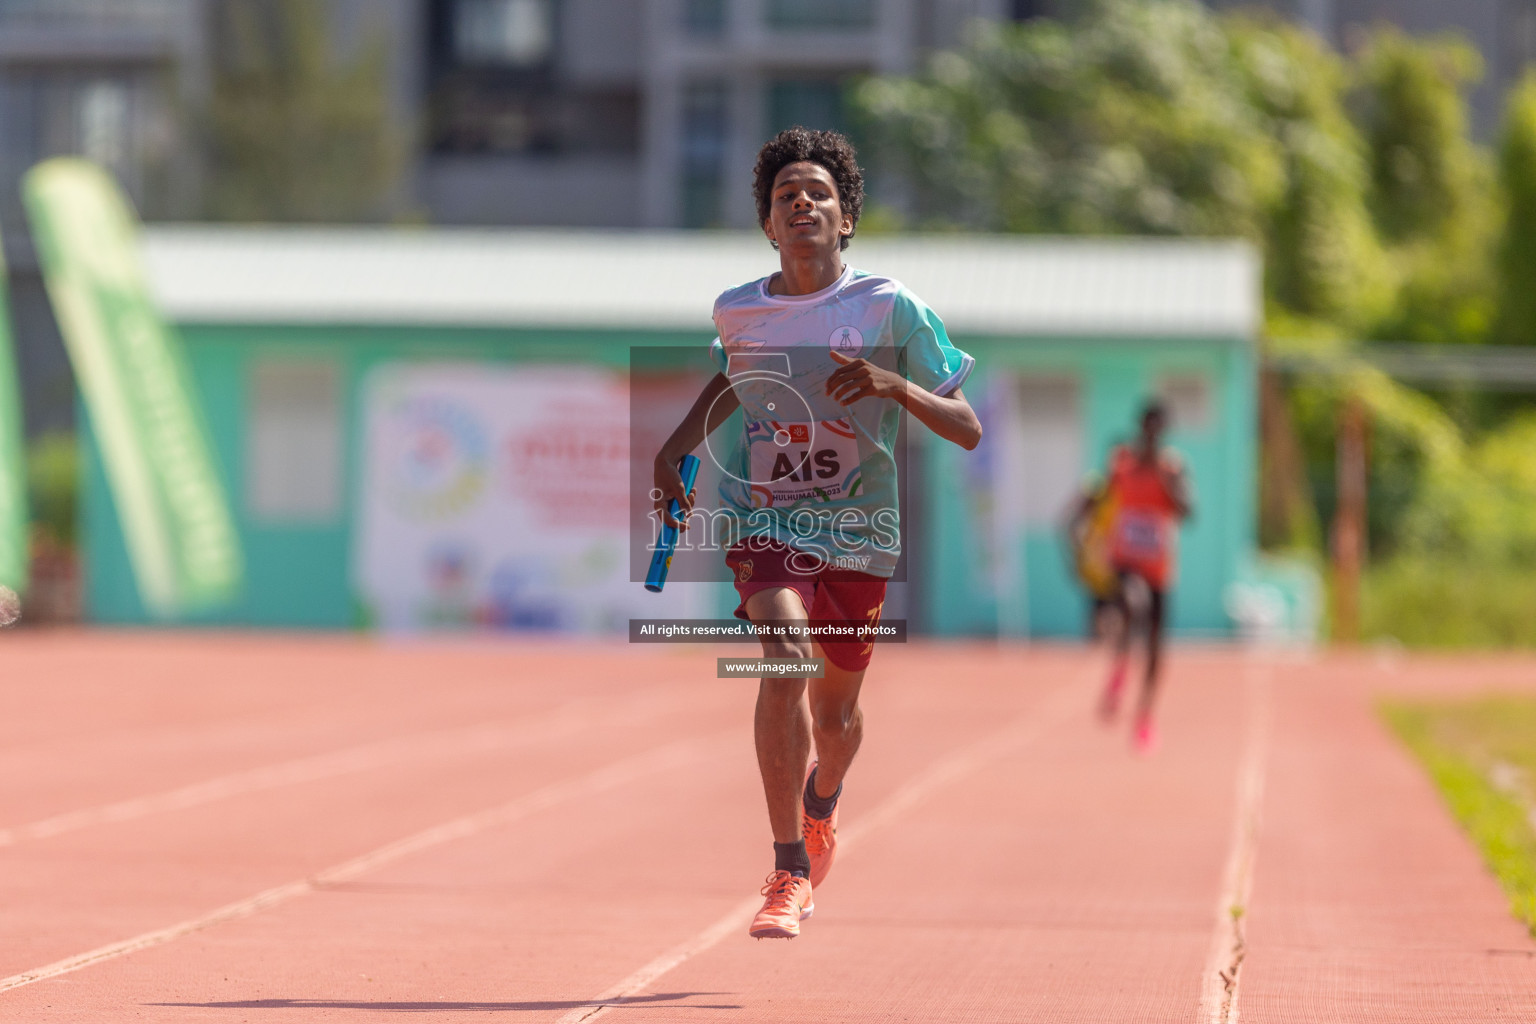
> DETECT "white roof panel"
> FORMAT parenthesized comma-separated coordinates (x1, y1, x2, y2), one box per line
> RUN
(139, 227, 1259, 339)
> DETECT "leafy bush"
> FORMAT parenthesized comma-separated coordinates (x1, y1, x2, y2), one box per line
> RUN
(27, 433, 77, 548)
(1363, 557, 1536, 647)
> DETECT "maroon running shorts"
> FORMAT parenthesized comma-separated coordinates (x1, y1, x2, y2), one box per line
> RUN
(725, 537, 888, 672)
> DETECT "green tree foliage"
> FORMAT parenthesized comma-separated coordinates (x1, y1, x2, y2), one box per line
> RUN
(853, 0, 1282, 238)
(1358, 408, 1536, 645)
(856, 0, 1536, 644)
(1352, 29, 1495, 346)
(26, 433, 77, 548)
(1353, 29, 1483, 244)
(204, 0, 402, 222)
(852, 2, 1392, 329)
(1228, 17, 1388, 328)
(854, 0, 1512, 547)
(1496, 72, 1536, 347)
(852, 2, 1498, 337)
(1286, 364, 1462, 559)
(1399, 412, 1536, 562)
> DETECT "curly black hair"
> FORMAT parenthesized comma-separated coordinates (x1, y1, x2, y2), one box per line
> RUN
(752, 127, 864, 252)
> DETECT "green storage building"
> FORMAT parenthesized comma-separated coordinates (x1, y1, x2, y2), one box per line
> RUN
(82, 228, 1271, 638)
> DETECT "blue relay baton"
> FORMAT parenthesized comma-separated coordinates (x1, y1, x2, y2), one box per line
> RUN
(646, 454, 701, 593)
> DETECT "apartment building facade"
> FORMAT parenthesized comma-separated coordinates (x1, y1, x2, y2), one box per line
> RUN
(355, 0, 1013, 229)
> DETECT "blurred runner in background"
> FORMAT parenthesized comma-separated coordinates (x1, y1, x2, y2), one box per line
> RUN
(1071, 401, 1191, 754)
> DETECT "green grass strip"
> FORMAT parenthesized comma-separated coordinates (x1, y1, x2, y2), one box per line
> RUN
(1383, 700, 1536, 934)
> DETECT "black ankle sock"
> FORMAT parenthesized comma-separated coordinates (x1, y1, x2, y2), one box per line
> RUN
(802, 766, 842, 821)
(773, 840, 810, 879)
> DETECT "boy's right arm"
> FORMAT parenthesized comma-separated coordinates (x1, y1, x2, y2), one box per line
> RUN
(653, 372, 738, 529)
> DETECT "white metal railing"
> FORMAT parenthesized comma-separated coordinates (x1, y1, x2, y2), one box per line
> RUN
(1271, 341, 1536, 390)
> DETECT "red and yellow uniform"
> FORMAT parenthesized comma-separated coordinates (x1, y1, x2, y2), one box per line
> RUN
(1106, 445, 1182, 591)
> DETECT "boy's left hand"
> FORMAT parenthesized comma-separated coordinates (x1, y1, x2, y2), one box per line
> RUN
(827, 349, 906, 405)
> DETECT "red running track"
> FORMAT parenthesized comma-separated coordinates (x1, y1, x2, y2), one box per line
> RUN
(0, 633, 1531, 1022)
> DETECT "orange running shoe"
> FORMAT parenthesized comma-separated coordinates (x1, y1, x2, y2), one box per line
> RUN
(802, 763, 839, 888)
(748, 870, 813, 939)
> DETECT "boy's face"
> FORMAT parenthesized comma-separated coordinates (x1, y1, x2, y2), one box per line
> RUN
(763, 160, 852, 256)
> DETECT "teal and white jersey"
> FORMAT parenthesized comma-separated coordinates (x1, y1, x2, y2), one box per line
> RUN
(706, 265, 973, 578)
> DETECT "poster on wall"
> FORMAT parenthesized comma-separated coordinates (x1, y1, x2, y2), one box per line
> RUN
(354, 363, 697, 632)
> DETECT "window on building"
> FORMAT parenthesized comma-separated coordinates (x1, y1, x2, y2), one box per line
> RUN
(765, 0, 874, 30)
(248, 361, 343, 523)
(683, 0, 726, 36)
(78, 79, 129, 172)
(1158, 373, 1212, 432)
(767, 78, 846, 135)
(0, 70, 163, 225)
(682, 81, 728, 228)
(426, 0, 640, 156)
(452, 0, 554, 66)
(1014, 376, 1082, 526)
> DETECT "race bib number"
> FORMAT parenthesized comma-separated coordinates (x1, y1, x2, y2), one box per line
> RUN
(745, 419, 861, 508)
(1116, 511, 1167, 560)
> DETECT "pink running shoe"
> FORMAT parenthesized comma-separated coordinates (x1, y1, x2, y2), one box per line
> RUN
(1132, 713, 1158, 755)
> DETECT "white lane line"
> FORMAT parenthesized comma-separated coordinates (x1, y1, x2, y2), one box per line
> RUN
(1198, 657, 1274, 1024)
(0, 735, 721, 996)
(556, 669, 1094, 1024)
(0, 692, 678, 849)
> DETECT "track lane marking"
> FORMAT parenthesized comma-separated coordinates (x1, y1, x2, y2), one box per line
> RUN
(556, 667, 1095, 1024)
(0, 734, 726, 996)
(0, 691, 684, 849)
(1199, 656, 1274, 1024)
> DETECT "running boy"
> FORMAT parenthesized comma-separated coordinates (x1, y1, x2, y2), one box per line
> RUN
(1086, 401, 1191, 754)
(652, 127, 980, 939)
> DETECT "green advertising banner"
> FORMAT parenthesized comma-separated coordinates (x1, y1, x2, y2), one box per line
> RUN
(23, 158, 241, 616)
(0, 230, 26, 598)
